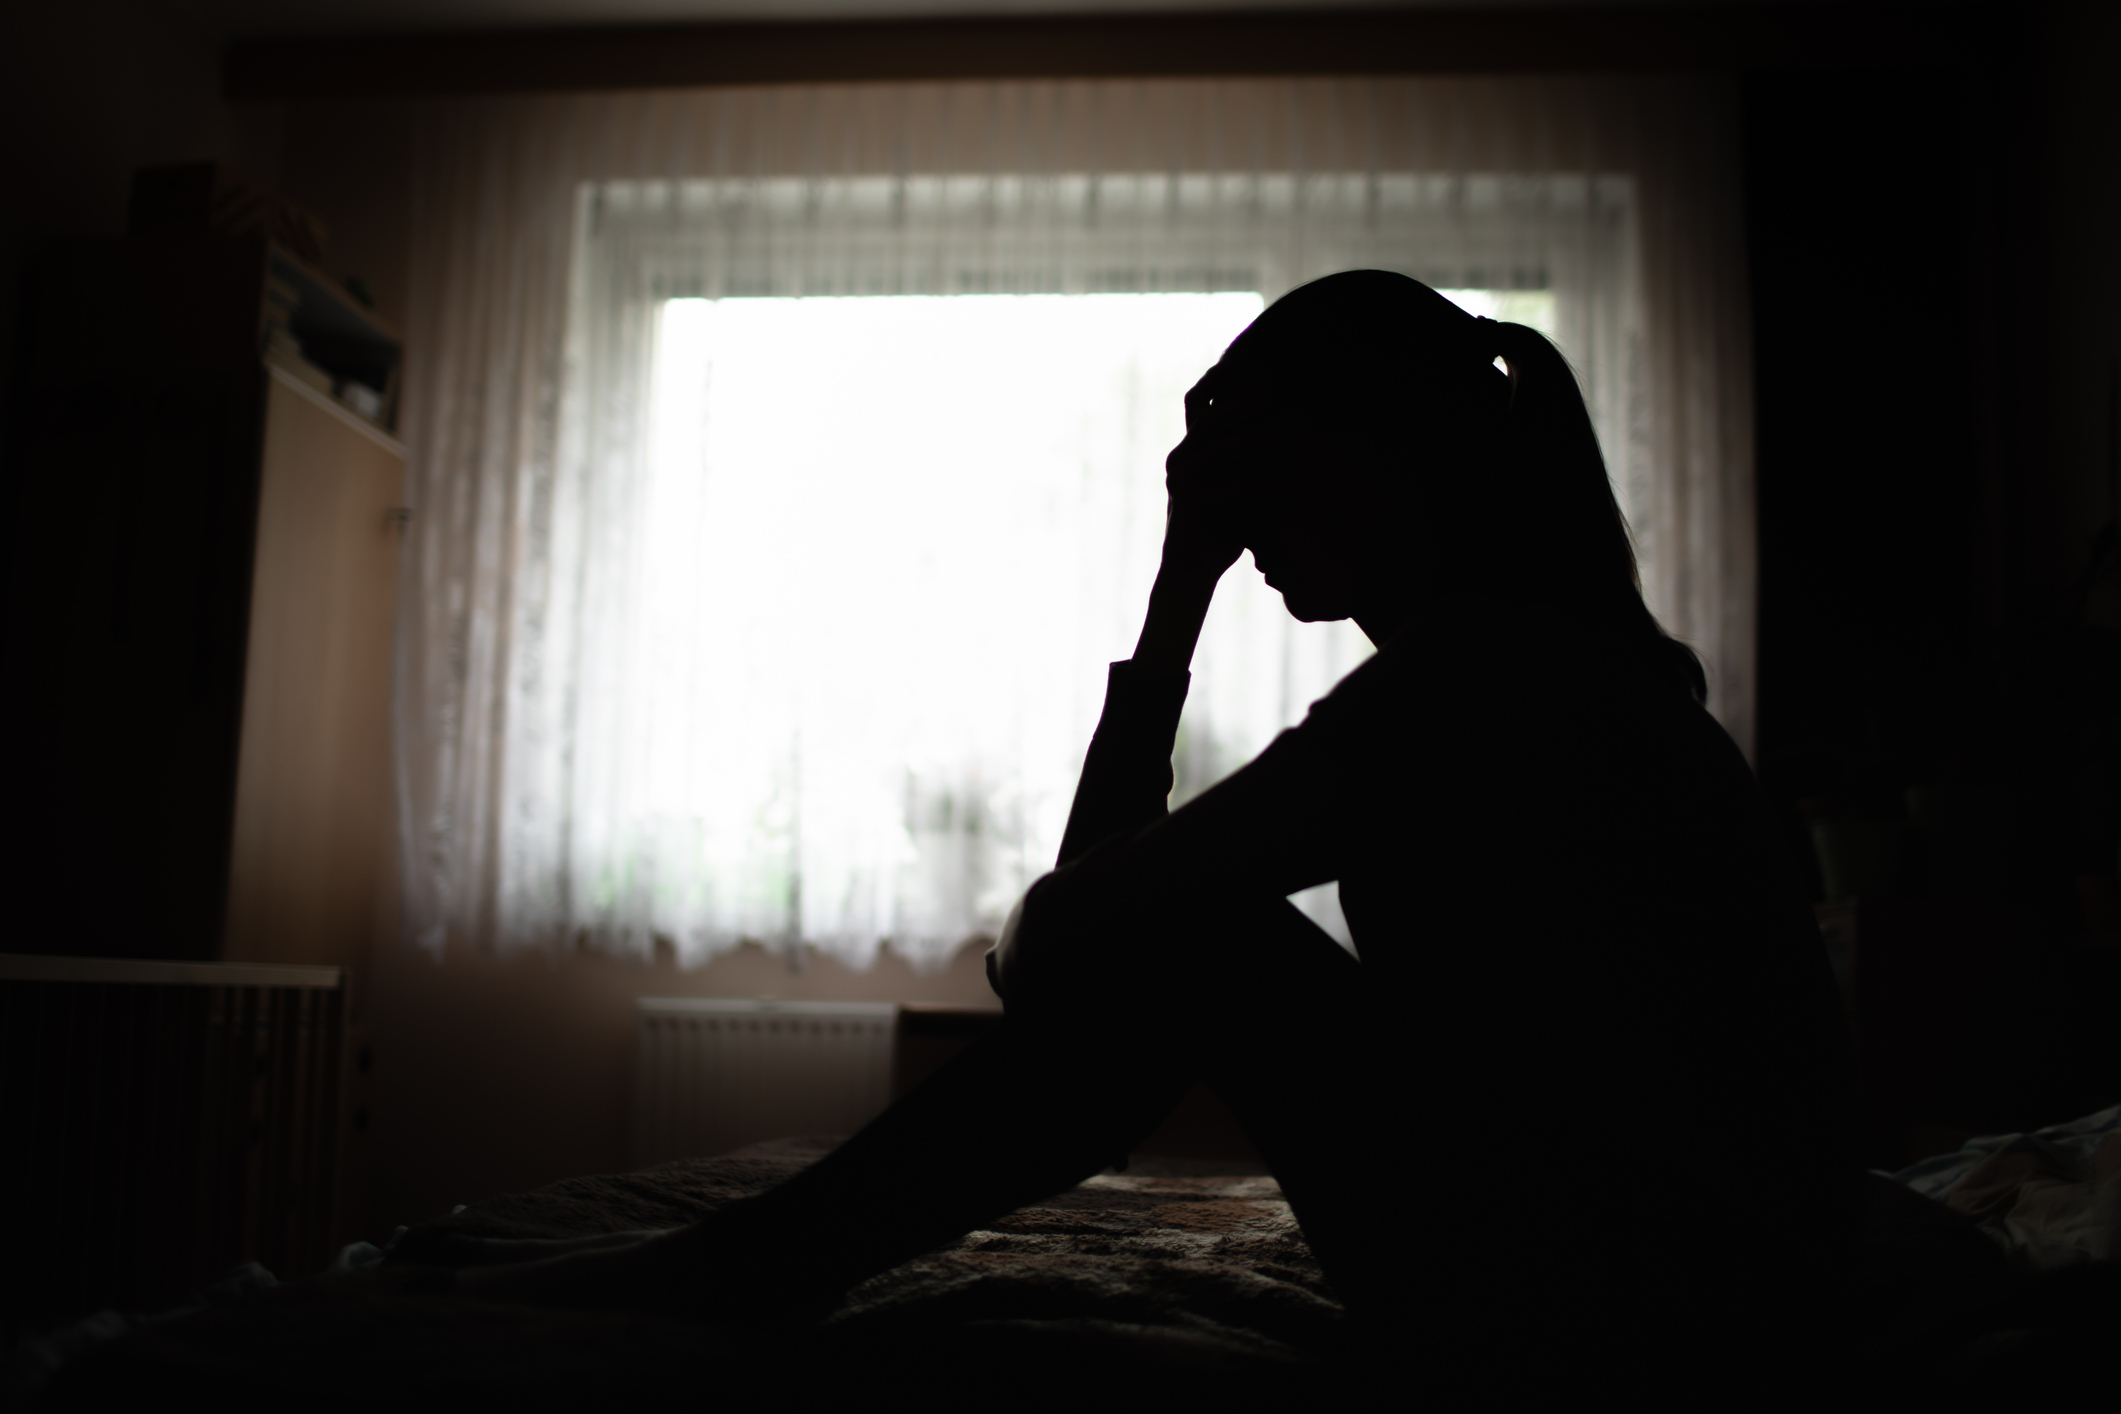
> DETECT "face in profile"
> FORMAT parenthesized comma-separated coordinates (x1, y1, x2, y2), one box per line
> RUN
(1168, 364, 1387, 627)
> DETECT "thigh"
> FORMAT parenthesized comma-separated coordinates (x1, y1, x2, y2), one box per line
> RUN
(1173, 905, 1842, 1361)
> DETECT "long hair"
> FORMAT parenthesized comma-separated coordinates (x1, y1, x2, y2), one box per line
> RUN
(1217, 270, 1705, 701)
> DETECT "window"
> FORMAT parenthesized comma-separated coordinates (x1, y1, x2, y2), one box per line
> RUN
(400, 81, 1755, 966)
(498, 171, 1635, 967)
(546, 264, 1588, 966)
(626, 284, 1556, 956)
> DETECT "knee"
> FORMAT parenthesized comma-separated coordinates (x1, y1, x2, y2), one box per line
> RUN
(986, 875, 1195, 1023)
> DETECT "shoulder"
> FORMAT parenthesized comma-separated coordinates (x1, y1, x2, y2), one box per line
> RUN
(1287, 602, 1508, 760)
(1309, 597, 1593, 710)
(1300, 596, 1699, 748)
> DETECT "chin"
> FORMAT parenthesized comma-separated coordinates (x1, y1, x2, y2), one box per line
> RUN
(1277, 588, 1353, 624)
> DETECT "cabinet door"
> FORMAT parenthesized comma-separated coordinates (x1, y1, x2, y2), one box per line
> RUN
(223, 370, 404, 970)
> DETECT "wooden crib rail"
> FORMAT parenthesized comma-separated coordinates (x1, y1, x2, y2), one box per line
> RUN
(0, 954, 345, 1333)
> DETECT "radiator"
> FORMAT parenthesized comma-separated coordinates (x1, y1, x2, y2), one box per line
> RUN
(630, 999, 899, 1168)
(0, 954, 344, 1331)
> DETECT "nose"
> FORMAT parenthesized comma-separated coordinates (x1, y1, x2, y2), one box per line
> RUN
(1165, 432, 1201, 482)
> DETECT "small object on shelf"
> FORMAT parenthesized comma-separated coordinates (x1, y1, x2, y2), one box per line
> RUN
(337, 380, 384, 421)
(266, 247, 400, 433)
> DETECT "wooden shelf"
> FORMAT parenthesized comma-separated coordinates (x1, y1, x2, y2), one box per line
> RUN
(267, 243, 402, 432)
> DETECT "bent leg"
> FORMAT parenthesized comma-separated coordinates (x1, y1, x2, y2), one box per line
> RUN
(707, 894, 1400, 1317)
(453, 893, 1400, 1319)
(444, 1013, 1198, 1316)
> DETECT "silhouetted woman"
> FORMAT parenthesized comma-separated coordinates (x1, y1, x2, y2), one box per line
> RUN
(445, 270, 1858, 1395)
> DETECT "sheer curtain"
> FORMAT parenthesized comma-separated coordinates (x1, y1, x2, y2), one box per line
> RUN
(398, 77, 1753, 968)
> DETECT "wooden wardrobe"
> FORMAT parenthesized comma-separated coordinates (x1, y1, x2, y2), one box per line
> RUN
(4, 231, 405, 978)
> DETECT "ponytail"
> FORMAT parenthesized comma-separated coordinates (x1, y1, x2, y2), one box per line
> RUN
(1476, 316, 1708, 704)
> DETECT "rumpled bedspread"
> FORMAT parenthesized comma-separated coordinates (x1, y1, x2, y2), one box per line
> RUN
(1889, 1104, 2121, 1271)
(39, 1119, 2121, 1409)
(40, 1141, 1355, 1410)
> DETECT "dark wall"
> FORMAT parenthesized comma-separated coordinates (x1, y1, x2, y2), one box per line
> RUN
(0, 2, 281, 409)
(1748, 29, 2118, 899)
(1743, 6, 2121, 1149)
(1745, 64, 1999, 880)
(0, 4, 287, 961)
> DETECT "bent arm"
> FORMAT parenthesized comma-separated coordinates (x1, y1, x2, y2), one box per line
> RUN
(1055, 557, 1223, 866)
(1000, 716, 1348, 1007)
(1055, 659, 1191, 866)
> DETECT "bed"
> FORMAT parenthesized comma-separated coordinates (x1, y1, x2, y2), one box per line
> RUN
(27, 1142, 1353, 1409)
(23, 1109, 2121, 1410)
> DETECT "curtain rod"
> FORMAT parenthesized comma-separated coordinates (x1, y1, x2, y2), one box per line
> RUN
(223, 5, 1972, 101)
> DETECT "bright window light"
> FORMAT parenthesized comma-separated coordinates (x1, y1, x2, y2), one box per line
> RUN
(1437, 288, 1559, 336)
(629, 288, 1538, 962)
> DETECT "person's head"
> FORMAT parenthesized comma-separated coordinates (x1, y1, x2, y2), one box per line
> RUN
(1170, 269, 1699, 692)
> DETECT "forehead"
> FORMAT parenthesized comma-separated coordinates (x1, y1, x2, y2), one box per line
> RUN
(1191, 356, 1371, 424)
